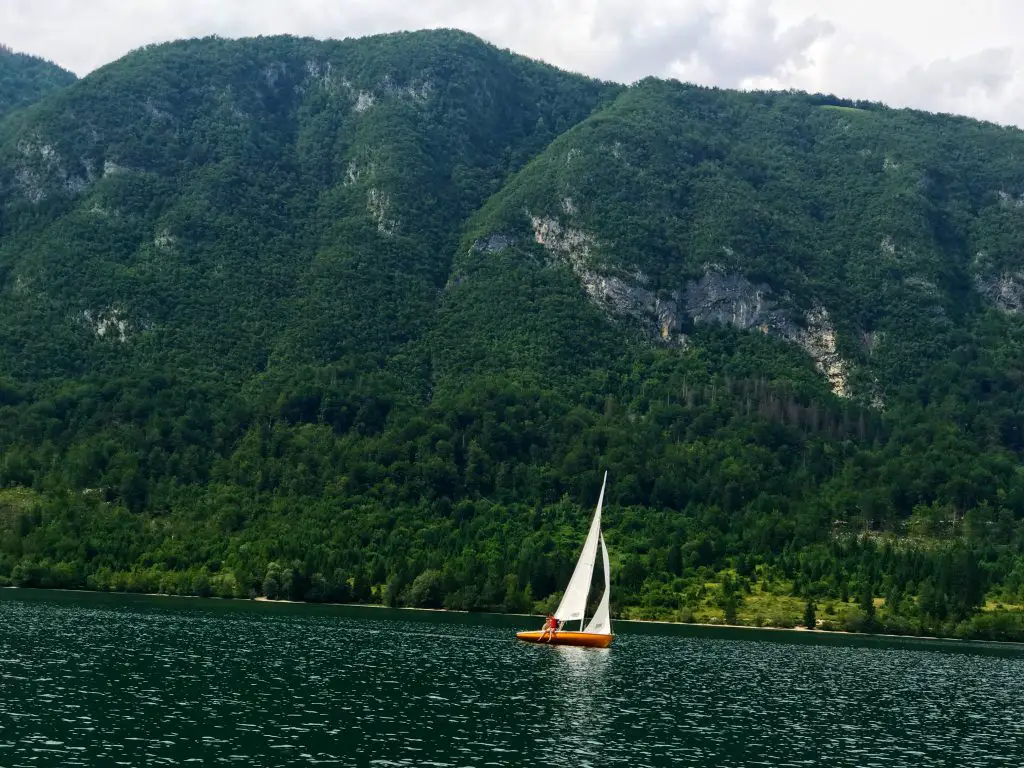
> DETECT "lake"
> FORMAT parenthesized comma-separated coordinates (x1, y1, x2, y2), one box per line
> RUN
(1, 589, 1023, 766)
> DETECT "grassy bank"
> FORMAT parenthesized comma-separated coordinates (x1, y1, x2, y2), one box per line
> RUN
(611, 576, 1024, 642)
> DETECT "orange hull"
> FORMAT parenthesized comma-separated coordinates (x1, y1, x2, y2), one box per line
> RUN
(516, 630, 614, 648)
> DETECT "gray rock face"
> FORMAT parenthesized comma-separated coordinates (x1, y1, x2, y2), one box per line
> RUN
(81, 307, 130, 342)
(13, 138, 89, 203)
(472, 234, 514, 254)
(523, 213, 852, 396)
(529, 214, 689, 346)
(974, 270, 1024, 314)
(677, 268, 849, 396)
(366, 188, 398, 235)
(680, 266, 793, 334)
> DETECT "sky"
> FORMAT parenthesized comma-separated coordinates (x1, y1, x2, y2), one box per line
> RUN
(4, 0, 1023, 127)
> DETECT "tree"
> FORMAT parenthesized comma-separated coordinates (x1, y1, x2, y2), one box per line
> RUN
(262, 563, 283, 600)
(723, 595, 739, 625)
(859, 583, 876, 628)
(407, 569, 443, 608)
(804, 600, 817, 630)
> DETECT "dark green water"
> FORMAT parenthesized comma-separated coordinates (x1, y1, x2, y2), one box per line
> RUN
(2, 590, 1023, 766)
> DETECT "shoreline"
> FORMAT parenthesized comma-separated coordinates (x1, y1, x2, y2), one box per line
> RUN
(620, 615, 955, 643)
(253, 595, 470, 613)
(5, 585, 1024, 647)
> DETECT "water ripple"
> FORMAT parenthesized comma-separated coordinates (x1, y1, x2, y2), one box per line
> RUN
(1, 594, 1022, 766)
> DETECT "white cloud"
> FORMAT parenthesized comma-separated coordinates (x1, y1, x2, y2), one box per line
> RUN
(663, 1, 834, 88)
(756, 0, 1024, 125)
(4, 0, 1024, 126)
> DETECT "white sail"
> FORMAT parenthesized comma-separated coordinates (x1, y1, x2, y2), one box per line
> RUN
(553, 471, 607, 626)
(583, 533, 612, 635)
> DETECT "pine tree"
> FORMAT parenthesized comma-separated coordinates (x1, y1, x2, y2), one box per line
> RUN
(804, 600, 817, 630)
(859, 583, 876, 627)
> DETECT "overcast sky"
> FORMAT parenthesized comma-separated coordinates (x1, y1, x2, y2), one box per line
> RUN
(5, 0, 1023, 127)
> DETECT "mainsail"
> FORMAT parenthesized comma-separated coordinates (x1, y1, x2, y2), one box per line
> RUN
(553, 471, 609, 631)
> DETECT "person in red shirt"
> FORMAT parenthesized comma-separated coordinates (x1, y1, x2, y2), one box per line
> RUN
(540, 613, 559, 641)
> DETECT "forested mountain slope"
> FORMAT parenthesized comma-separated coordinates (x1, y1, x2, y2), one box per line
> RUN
(0, 31, 615, 383)
(0, 45, 76, 119)
(1, 30, 1023, 640)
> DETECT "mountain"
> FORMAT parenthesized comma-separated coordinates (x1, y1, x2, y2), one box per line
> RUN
(455, 80, 1024, 398)
(0, 45, 77, 119)
(0, 31, 615, 383)
(1, 30, 1022, 640)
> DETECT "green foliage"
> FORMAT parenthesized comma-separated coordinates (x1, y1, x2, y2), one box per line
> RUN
(0, 32, 1022, 641)
(804, 600, 816, 630)
(0, 44, 76, 119)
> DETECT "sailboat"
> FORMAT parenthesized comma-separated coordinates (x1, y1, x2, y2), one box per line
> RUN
(516, 471, 614, 649)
